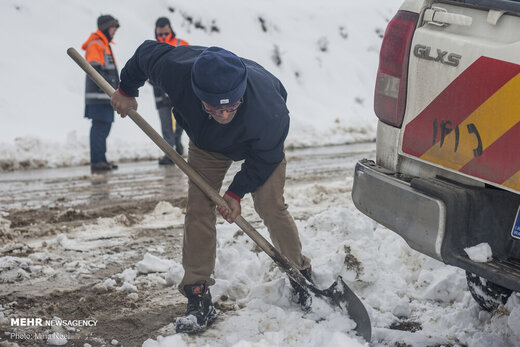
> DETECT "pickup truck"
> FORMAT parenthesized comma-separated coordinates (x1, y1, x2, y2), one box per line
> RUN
(352, 0, 520, 311)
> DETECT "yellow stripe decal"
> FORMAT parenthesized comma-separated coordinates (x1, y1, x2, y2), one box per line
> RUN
(420, 73, 520, 170)
(503, 170, 520, 191)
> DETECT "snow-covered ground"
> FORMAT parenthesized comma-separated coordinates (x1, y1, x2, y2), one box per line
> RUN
(1, 169, 519, 346)
(0, 0, 397, 171)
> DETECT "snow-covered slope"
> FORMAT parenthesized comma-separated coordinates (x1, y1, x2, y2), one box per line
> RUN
(0, 0, 400, 170)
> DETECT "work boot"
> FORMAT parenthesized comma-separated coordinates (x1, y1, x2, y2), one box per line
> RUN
(289, 266, 313, 311)
(90, 162, 113, 173)
(107, 162, 118, 170)
(175, 284, 217, 334)
(158, 155, 174, 165)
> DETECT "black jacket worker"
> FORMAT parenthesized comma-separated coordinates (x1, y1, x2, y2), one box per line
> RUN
(110, 41, 312, 333)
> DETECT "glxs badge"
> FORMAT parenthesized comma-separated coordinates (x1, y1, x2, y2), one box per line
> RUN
(413, 44, 461, 67)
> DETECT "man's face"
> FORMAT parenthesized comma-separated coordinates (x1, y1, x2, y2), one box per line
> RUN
(108, 26, 117, 38)
(201, 100, 242, 125)
(156, 25, 171, 40)
(210, 110, 237, 124)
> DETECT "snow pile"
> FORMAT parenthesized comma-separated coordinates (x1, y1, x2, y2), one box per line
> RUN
(0, 256, 32, 270)
(137, 203, 520, 346)
(116, 282, 138, 293)
(55, 230, 125, 251)
(464, 243, 493, 263)
(138, 208, 375, 346)
(142, 209, 388, 346)
(0, 0, 402, 171)
(103, 278, 117, 290)
(0, 255, 33, 282)
(419, 265, 467, 303)
(152, 201, 178, 216)
(508, 294, 520, 339)
(165, 261, 185, 287)
(97, 253, 179, 293)
(116, 268, 138, 283)
(28, 252, 52, 262)
(52, 215, 131, 251)
(0, 133, 89, 171)
(136, 253, 175, 274)
(139, 202, 184, 229)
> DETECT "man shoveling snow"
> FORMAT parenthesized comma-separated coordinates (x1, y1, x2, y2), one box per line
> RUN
(110, 41, 312, 333)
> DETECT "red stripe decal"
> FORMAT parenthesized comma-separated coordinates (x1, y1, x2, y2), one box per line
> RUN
(402, 57, 520, 156)
(460, 121, 520, 184)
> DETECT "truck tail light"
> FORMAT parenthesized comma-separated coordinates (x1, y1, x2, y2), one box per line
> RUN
(374, 11, 419, 128)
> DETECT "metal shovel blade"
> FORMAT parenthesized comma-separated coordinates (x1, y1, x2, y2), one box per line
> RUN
(309, 276, 371, 342)
(274, 251, 371, 341)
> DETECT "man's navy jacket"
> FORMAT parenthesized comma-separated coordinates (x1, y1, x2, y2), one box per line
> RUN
(119, 41, 290, 198)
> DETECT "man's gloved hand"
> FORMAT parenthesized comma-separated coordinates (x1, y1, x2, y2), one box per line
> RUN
(217, 192, 241, 223)
(111, 88, 138, 117)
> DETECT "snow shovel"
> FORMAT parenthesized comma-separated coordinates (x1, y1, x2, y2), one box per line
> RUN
(67, 47, 371, 341)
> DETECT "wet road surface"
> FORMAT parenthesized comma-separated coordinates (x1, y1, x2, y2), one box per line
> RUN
(0, 142, 375, 213)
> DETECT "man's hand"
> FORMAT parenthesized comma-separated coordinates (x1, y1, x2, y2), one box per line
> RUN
(111, 89, 138, 117)
(217, 193, 241, 223)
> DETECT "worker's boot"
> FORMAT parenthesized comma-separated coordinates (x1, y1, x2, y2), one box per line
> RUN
(158, 155, 174, 165)
(289, 266, 313, 311)
(175, 284, 217, 333)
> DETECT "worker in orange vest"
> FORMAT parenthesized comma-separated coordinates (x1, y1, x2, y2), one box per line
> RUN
(153, 17, 189, 165)
(82, 15, 120, 172)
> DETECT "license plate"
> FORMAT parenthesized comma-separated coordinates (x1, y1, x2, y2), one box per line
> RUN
(512, 206, 520, 240)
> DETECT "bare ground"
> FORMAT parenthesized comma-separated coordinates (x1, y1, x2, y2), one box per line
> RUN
(1, 202, 189, 346)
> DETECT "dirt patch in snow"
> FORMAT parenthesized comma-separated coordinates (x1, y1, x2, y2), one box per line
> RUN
(1, 286, 185, 346)
(1, 197, 187, 247)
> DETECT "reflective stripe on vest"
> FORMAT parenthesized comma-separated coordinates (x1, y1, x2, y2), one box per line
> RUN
(87, 39, 117, 72)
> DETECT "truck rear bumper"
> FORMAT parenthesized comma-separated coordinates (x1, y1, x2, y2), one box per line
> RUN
(352, 159, 520, 292)
(352, 159, 446, 261)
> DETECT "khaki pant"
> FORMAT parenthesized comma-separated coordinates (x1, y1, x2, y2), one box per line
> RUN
(179, 141, 310, 295)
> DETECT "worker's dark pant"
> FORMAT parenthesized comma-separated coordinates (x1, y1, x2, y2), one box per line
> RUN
(179, 141, 310, 296)
(158, 107, 184, 155)
(85, 104, 114, 164)
(90, 119, 112, 164)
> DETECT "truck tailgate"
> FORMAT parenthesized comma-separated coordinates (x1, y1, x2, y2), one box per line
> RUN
(400, 2, 520, 194)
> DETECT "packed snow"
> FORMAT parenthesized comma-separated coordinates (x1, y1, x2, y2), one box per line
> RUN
(3, 198, 519, 346)
(1, 0, 520, 347)
(465, 243, 493, 263)
(1, 193, 520, 345)
(123, 203, 520, 346)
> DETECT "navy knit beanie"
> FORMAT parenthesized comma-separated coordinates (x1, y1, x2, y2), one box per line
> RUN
(191, 47, 248, 106)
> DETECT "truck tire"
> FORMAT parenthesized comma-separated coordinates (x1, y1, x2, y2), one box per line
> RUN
(466, 271, 512, 311)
